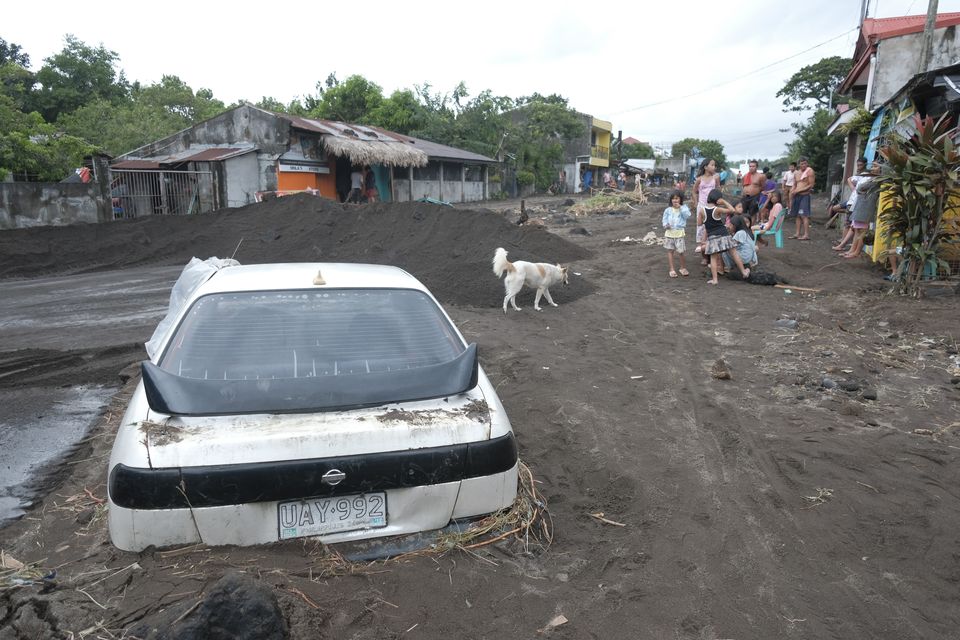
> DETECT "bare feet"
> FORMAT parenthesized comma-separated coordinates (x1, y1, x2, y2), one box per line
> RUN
(832, 244, 848, 251)
(841, 253, 859, 259)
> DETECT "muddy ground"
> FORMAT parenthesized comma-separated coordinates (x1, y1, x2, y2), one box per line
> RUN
(1, 193, 959, 639)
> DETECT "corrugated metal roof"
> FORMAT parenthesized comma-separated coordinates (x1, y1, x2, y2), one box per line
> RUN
(385, 132, 496, 164)
(112, 159, 161, 169)
(175, 147, 254, 162)
(281, 114, 401, 142)
(110, 145, 256, 169)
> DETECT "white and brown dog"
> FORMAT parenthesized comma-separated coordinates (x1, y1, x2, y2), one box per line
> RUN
(492, 247, 569, 313)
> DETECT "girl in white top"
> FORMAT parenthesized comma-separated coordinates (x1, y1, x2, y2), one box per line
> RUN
(662, 191, 692, 277)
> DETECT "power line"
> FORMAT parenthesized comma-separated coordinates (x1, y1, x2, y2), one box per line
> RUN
(610, 27, 858, 115)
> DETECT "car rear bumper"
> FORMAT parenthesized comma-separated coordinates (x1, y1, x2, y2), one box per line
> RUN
(108, 462, 519, 551)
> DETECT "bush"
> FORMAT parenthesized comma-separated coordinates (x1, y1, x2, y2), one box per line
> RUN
(516, 170, 535, 187)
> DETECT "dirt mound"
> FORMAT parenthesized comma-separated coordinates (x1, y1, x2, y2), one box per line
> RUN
(0, 195, 594, 307)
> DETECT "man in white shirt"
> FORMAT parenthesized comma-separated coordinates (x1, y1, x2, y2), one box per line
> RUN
(781, 162, 796, 209)
(348, 167, 364, 203)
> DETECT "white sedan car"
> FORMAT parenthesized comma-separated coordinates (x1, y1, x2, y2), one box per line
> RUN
(108, 262, 518, 551)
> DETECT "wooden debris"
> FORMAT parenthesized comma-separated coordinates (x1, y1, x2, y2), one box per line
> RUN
(775, 284, 821, 293)
(538, 613, 569, 633)
(589, 512, 626, 527)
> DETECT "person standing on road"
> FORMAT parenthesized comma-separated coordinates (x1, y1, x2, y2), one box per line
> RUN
(790, 157, 815, 241)
(781, 162, 796, 210)
(662, 190, 692, 278)
(691, 159, 719, 260)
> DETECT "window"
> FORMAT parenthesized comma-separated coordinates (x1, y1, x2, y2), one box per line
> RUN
(443, 163, 463, 181)
(160, 289, 463, 381)
(464, 165, 484, 182)
(413, 162, 440, 181)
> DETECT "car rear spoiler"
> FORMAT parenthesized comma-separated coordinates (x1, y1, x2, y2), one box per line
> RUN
(141, 343, 479, 416)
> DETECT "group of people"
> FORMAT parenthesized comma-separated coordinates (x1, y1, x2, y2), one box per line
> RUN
(660, 156, 818, 285)
(826, 158, 885, 266)
(345, 165, 378, 204)
(660, 154, 892, 285)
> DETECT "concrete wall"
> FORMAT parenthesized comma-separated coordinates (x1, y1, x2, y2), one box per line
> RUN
(117, 105, 290, 161)
(225, 153, 262, 207)
(872, 25, 960, 109)
(392, 163, 488, 203)
(0, 182, 111, 230)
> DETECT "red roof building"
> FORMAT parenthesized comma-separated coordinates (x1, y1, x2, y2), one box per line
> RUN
(838, 12, 960, 109)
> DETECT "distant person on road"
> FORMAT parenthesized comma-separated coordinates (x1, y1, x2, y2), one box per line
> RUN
(662, 190, 692, 278)
(781, 162, 796, 209)
(740, 159, 764, 219)
(581, 167, 593, 193)
(790, 157, 815, 241)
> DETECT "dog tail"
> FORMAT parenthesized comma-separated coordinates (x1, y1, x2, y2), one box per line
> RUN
(492, 247, 515, 278)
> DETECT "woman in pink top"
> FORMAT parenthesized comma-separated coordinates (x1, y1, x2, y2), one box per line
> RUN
(691, 159, 719, 260)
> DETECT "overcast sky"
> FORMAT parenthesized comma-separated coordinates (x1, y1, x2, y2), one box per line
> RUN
(7, 0, 959, 160)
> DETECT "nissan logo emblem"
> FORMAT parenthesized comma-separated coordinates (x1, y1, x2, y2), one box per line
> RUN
(322, 469, 346, 486)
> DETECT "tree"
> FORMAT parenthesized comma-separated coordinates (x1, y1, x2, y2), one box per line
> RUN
(0, 62, 36, 111)
(28, 35, 129, 122)
(776, 56, 851, 112)
(621, 141, 654, 159)
(369, 89, 429, 135)
(783, 108, 844, 190)
(505, 95, 584, 190)
(308, 74, 384, 123)
(0, 37, 30, 67)
(0, 94, 96, 181)
(58, 76, 226, 156)
(671, 138, 728, 169)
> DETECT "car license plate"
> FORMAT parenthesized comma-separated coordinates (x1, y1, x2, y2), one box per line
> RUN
(278, 493, 387, 540)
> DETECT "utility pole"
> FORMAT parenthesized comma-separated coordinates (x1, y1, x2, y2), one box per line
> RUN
(918, 0, 939, 75)
(859, 0, 869, 27)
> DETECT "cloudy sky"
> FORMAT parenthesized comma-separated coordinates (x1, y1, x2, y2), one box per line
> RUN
(7, 0, 959, 160)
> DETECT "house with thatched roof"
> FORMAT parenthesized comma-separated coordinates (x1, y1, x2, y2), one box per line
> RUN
(109, 104, 495, 217)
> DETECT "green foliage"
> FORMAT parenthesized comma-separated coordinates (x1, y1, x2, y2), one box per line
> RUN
(0, 62, 36, 111)
(58, 76, 227, 156)
(621, 141, 654, 159)
(784, 108, 844, 190)
(28, 35, 129, 122)
(838, 103, 876, 139)
(0, 37, 30, 66)
(369, 89, 429, 135)
(878, 114, 960, 296)
(777, 56, 851, 112)
(516, 170, 535, 187)
(309, 74, 384, 123)
(506, 95, 584, 191)
(0, 94, 96, 181)
(671, 138, 728, 169)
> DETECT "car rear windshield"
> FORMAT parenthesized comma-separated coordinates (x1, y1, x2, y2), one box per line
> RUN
(159, 289, 464, 381)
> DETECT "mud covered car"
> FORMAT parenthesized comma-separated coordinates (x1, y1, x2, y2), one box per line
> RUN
(107, 262, 518, 551)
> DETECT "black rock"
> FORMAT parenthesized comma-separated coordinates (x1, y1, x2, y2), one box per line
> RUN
(563, 198, 576, 207)
(568, 227, 591, 236)
(951, 377, 960, 385)
(840, 380, 861, 392)
(129, 573, 289, 640)
(821, 377, 838, 389)
(862, 388, 878, 401)
(774, 319, 799, 330)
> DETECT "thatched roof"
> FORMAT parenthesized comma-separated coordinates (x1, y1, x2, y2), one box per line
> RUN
(280, 114, 428, 167)
(321, 134, 428, 167)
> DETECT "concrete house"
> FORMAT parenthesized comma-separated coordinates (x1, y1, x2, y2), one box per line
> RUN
(110, 105, 496, 217)
(830, 12, 960, 183)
